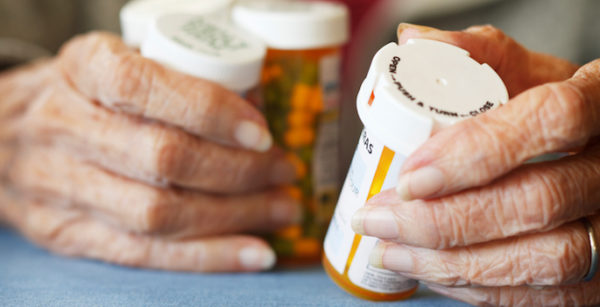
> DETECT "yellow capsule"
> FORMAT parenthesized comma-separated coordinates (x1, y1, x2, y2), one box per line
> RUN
(287, 110, 315, 128)
(291, 84, 313, 110)
(284, 127, 315, 148)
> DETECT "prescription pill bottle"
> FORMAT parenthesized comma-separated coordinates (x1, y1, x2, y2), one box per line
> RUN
(140, 13, 266, 95)
(323, 39, 509, 301)
(120, 0, 233, 48)
(232, 0, 349, 265)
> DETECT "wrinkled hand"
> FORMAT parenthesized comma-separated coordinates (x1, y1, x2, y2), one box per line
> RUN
(0, 32, 300, 272)
(351, 24, 600, 306)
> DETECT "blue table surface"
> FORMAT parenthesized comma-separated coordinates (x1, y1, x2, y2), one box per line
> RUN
(0, 227, 468, 307)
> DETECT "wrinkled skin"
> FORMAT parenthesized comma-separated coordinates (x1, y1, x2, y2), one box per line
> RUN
(351, 24, 600, 306)
(0, 32, 301, 272)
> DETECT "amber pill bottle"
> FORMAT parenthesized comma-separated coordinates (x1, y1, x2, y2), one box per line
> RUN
(232, 0, 350, 266)
(322, 40, 508, 300)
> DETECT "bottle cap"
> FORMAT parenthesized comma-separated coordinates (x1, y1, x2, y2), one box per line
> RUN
(357, 39, 509, 154)
(231, 0, 349, 50)
(141, 13, 266, 92)
(120, 0, 232, 48)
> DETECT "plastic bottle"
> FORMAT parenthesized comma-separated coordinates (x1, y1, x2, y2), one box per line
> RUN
(140, 13, 266, 95)
(120, 0, 233, 48)
(232, 0, 349, 265)
(323, 39, 509, 300)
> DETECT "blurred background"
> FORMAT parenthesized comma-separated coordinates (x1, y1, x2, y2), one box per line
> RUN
(1, 0, 598, 172)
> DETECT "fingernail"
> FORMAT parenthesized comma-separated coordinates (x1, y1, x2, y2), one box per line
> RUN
(235, 121, 272, 152)
(382, 245, 413, 273)
(270, 196, 303, 225)
(369, 243, 386, 269)
(396, 166, 445, 200)
(351, 208, 366, 235)
(398, 23, 436, 33)
(239, 246, 276, 270)
(351, 207, 399, 239)
(398, 23, 438, 44)
(270, 159, 297, 184)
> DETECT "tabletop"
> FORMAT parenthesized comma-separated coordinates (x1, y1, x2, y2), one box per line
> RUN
(0, 227, 469, 307)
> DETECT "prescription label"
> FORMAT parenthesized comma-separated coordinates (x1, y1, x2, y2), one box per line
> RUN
(323, 128, 417, 292)
(313, 52, 342, 229)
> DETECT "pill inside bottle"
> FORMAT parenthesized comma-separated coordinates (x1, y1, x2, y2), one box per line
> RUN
(323, 39, 509, 301)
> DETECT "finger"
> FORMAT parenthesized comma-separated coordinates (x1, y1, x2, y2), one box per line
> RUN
(352, 144, 600, 249)
(9, 146, 301, 237)
(426, 279, 600, 307)
(0, 59, 57, 119)
(370, 217, 597, 287)
(22, 83, 295, 193)
(397, 24, 579, 97)
(395, 59, 600, 201)
(9, 198, 276, 272)
(58, 31, 271, 151)
(0, 59, 57, 143)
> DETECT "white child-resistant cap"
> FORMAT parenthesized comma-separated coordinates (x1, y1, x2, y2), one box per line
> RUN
(357, 39, 509, 155)
(141, 13, 266, 92)
(120, 0, 233, 48)
(231, 0, 349, 50)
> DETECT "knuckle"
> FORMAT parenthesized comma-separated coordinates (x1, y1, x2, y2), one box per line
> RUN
(537, 83, 587, 148)
(155, 132, 188, 181)
(431, 255, 469, 286)
(137, 195, 172, 234)
(400, 201, 444, 249)
(544, 240, 575, 284)
(516, 226, 588, 286)
(429, 198, 465, 248)
(573, 58, 600, 80)
(466, 24, 504, 39)
(509, 171, 563, 232)
(462, 117, 517, 180)
(104, 54, 148, 113)
(529, 171, 569, 229)
(153, 131, 235, 191)
(192, 83, 225, 134)
(79, 31, 110, 42)
(153, 129, 246, 191)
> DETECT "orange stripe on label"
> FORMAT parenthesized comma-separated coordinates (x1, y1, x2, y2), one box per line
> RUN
(343, 146, 395, 276)
(367, 91, 375, 106)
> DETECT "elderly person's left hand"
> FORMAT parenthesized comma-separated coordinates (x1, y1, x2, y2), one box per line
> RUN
(351, 24, 600, 306)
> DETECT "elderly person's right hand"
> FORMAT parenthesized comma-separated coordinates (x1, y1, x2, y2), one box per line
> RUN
(0, 32, 300, 272)
(350, 24, 600, 306)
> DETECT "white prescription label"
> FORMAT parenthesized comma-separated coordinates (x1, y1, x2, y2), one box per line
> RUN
(323, 128, 417, 293)
(313, 52, 342, 227)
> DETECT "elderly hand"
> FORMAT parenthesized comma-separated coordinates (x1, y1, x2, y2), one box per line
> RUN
(351, 24, 600, 306)
(0, 32, 300, 272)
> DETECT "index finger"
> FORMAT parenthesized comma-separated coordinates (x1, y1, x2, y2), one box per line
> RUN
(58, 32, 272, 152)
